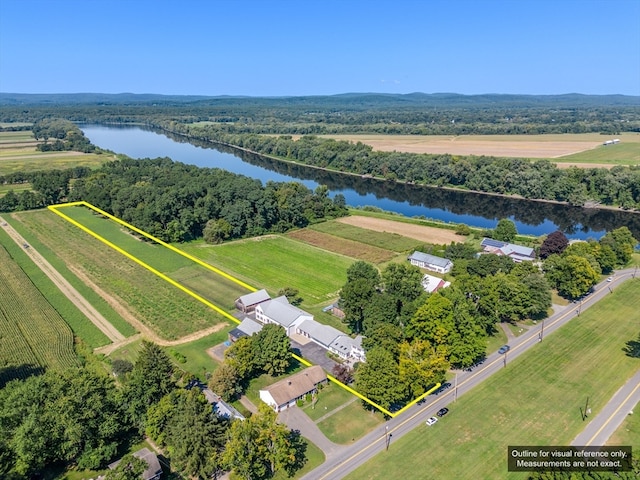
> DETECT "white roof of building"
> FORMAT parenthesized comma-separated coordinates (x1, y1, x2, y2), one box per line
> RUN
(408, 251, 452, 268)
(421, 273, 451, 293)
(260, 296, 310, 327)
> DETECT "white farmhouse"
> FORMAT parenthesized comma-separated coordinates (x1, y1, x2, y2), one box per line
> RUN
(408, 251, 453, 274)
(255, 295, 313, 335)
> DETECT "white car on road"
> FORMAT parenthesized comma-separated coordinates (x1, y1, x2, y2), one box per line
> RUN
(426, 417, 438, 426)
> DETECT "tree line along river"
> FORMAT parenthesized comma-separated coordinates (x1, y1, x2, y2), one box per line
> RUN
(80, 124, 640, 240)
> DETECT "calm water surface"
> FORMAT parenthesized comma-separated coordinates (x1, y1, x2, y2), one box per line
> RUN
(81, 125, 640, 240)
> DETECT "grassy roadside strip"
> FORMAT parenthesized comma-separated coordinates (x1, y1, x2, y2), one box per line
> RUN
(0, 225, 111, 348)
(346, 279, 640, 480)
(6, 212, 137, 339)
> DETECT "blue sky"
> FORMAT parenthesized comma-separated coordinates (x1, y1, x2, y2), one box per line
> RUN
(1, 0, 639, 96)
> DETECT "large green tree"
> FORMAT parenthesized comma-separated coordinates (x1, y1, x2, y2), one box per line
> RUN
(253, 324, 291, 376)
(354, 347, 406, 410)
(493, 218, 518, 242)
(544, 254, 599, 299)
(398, 339, 449, 397)
(223, 404, 304, 479)
(0, 368, 129, 476)
(165, 390, 228, 479)
(124, 341, 175, 431)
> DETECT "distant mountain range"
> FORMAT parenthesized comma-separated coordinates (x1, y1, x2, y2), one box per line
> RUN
(1, 92, 639, 107)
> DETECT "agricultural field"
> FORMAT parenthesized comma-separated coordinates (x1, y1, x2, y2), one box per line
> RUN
(58, 206, 251, 312)
(10, 208, 229, 341)
(0, 182, 31, 197)
(0, 130, 110, 175)
(0, 242, 77, 386)
(182, 236, 354, 309)
(321, 132, 640, 166)
(346, 279, 640, 480)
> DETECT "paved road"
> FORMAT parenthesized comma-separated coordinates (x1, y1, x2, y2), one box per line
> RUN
(301, 269, 639, 480)
(0, 215, 125, 342)
(572, 369, 640, 447)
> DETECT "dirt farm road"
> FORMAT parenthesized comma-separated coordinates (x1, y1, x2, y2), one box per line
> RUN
(0, 215, 125, 343)
(1, 214, 231, 354)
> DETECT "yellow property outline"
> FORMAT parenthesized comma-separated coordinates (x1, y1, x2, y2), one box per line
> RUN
(48, 201, 439, 417)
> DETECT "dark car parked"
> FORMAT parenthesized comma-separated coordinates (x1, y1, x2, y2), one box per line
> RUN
(437, 407, 449, 417)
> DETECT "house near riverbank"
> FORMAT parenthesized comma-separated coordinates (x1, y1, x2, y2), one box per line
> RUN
(259, 365, 327, 412)
(480, 238, 535, 262)
(408, 251, 453, 274)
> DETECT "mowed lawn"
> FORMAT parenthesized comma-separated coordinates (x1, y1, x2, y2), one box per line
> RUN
(182, 236, 354, 307)
(347, 279, 640, 480)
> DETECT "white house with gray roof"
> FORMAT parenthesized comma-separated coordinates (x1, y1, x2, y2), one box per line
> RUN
(408, 251, 453, 274)
(296, 320, 366, 361)
(255, 295, 313, 335)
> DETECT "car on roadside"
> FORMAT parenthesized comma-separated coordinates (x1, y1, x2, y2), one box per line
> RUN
(426, 417, 438, 426)
(436, 408, 449, 417)
(607, 277, 613, 282)
(498, 345, 510, 354)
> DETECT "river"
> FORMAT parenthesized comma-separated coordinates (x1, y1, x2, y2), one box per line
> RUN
(80, 124, 640, 240)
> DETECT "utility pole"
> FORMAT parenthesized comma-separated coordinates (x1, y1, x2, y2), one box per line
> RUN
(538, 319, 545, 342)
(385, 425, 389, 451)
(503, 351, 507, 368)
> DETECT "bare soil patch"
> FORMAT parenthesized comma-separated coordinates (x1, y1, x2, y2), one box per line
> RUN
(336, 216, 461, 245)
(287, 229, 396, 263)
(322, 134, 602, 158)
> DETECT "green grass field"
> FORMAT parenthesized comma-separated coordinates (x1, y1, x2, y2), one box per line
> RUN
(346, 279, 640, 480)
(0, 239, 78, 385)
(182, 236, 354, 308)
(317, 400, 385, 444)
(608, 401, 640, 449)
(165, 328, 232, 379)
(557, 142, 640, 165)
